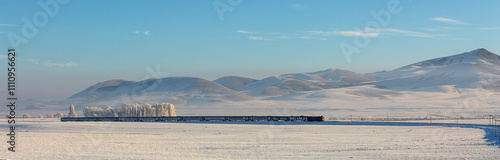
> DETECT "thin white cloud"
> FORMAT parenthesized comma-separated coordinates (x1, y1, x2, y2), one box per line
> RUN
(0, 24, 17, 27)
(20, 58, 38, 62)
(236, 30, 280, 35)
(429, 17, 467, 25)
(374, 28, 446, 38)
(307, 28, 445, 38)
(421, 26, 457, 32)
(0, 24, 20, 34)
(0, 56, 78, 67)
(336, 31, 379, 37)
(480, 27, 500, 30)
(133, 30, 151, 35)
(291, 4, 309, 10)
(236, 30, 258, 34)
(300, 37, 327, 40)
(305, 31, 334, 36)
(237, 30, 289, 40)
(248, 36, 270, 40)
(307, 30, 379, 37)
(41, 61, 78, 67)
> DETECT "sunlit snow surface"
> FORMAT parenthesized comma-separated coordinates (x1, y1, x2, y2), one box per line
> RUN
(1, 119, 499, 159)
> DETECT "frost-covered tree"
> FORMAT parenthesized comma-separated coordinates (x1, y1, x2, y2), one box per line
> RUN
(55, 112, 64, 118)
(68, 104, 77, 117)
(167, 103, 176, 116)
(46, 114, 54, 118)
(80, 103, 176, 117)
(137, 106, 142, 117)
(133, 104, 139, 117)
(83, 107, 91, 117)
(39, 114, 44, 118)
(155, 103, 160, 117)
(22, 114, 31, 118)
(104, 106, 117, 117)
(145, 103, 156, 117)
(120, 103, 128, 117)
(83, 107, 104, 117)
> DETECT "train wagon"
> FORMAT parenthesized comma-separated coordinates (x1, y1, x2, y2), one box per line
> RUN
(306, 116, 325, 122)
(204, 116, 226, 121)
(226, 116, 250, 121)
(61, 116, 325, 122)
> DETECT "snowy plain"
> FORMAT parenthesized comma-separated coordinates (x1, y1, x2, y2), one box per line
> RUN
(1, 119, 499, 159)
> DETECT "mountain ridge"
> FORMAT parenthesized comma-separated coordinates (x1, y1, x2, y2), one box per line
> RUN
(69, 48, 500, 106)
(370, 48, 500, 90)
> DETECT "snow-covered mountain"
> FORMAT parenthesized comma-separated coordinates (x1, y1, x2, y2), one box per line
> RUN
(213, 76, 257, 89)
(233, 68, 374, 97)
(69, 79, 135, 99)
(234, 76, 328, 96)
(279, 68, 375, 85)
(297, 68, 375, 86)
(69, 77, 254, 105)
(370, 48, 500, 90)
(64, 48, 500, 113)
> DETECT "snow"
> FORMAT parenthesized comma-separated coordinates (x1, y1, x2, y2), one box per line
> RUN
(68, 79, 134, 99)
(213, 76, 257, 89)
(1, 119, 499, 159)
(369, 49, 500, 90)
(232, 69, 375, 97)
(67, 77, 254, 106)
(170, 83, 500, 118)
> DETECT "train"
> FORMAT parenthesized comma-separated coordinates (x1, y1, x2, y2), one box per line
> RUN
(61, 116, 325, 122)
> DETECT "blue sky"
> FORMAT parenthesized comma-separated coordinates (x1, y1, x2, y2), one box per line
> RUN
(1, 0, 500, 100)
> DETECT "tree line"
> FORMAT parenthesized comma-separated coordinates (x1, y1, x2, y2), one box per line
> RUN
(12, 103, 176, 118)
(16, 113, 66, 118)
(82, 103, 176, 117)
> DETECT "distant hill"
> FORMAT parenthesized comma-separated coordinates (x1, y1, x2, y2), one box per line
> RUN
(213, 76, 258, 89)
(370, 48, 500, 90)
(69, 77, 254, 105)
(234, 68, 374, 97)
(67, 48, 500, 111)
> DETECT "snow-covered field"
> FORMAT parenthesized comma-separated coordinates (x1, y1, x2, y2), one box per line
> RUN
(171, 84, 500, 118)
(1, 119, 499, 159)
